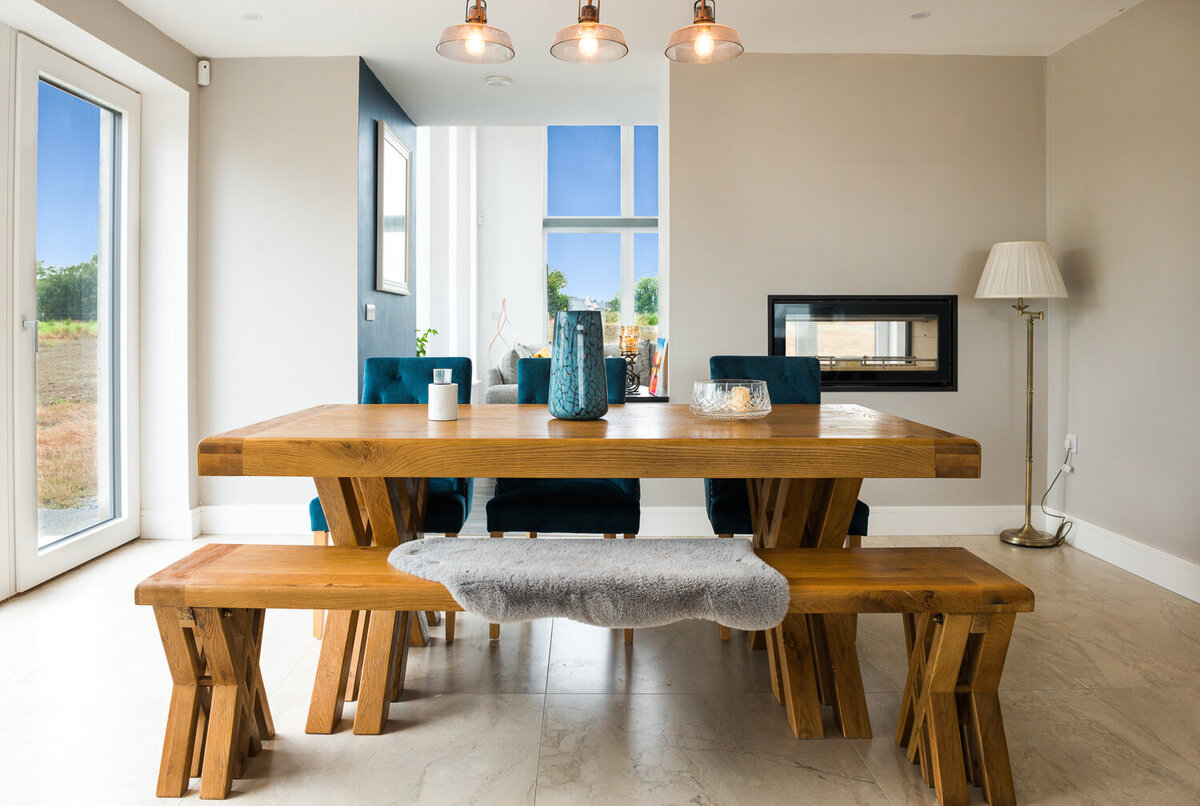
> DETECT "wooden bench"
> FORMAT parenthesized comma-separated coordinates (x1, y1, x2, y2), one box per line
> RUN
(135, 544, 1032, 804)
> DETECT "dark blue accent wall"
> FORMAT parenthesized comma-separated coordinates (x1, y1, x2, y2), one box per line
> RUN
(357, 58, 417, 398)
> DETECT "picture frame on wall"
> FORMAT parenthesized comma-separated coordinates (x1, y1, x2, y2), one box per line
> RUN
(376, 120, 411, 295)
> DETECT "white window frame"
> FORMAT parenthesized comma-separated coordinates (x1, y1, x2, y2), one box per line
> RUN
(12, 35, 140, 590)
(542, 126, 658, 330)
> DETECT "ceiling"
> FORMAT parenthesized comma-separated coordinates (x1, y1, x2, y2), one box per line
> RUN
(115, 0, 1138, 125)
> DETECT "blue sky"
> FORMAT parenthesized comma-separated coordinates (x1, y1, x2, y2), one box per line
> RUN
(36, 81, 102, 269)
(546, 126, 658, 305)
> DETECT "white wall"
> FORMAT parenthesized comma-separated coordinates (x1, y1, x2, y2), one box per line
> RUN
(1046, 0, 1200, 564)
(197, 57, 360, 513)
(475, 126, 546, 372)
(666, 54, 1048, 511)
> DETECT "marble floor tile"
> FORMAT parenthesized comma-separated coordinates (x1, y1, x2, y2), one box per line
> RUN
(545, 617, 773, 695)
(1094, 686, 1200, 772)
(536, 693, 890, 806)
(403, 612, 554, 695)
(1016, 598, 1200, 688)
(853, 688, 1200, 806)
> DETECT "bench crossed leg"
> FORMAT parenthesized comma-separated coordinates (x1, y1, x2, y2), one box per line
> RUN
(896, 613, 973, 806)
(153, 606, 271, 799)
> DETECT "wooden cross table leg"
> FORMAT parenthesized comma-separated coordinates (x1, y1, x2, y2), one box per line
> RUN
(751, 476, 871, 739)
(307, 476, 428, 735)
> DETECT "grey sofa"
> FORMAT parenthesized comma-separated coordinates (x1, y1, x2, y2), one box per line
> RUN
(485, 339, 657, 403)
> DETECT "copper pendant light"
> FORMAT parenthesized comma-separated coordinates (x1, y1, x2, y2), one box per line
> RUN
(665, 0, 743, 64)
(550, 0, 628, 63)
(436, 0, 515, 64)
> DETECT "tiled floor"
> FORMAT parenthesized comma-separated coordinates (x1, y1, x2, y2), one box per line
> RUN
(2, 533, 1199, 805)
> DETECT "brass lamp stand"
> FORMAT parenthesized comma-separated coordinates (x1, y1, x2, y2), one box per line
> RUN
(975, 240, 1068, 548)
(1002, 298, 1057, 547)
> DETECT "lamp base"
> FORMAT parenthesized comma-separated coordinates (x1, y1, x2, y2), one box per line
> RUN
(999, 524, 1061, 548)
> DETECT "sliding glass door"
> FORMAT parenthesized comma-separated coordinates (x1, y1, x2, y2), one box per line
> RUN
(13, 35, 139, 589)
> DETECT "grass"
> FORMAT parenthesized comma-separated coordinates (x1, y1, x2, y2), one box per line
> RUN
(36, 332, 100, 509)
(38, 319, 98, 340)
(37, 401, 98, 509)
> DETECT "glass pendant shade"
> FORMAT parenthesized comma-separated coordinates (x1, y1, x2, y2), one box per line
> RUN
(437, 0, 515, 64)
(551, 1, 628, 63)
(666, 0, 743, 64)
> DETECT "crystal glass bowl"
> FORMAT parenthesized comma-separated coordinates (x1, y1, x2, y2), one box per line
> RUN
(689, 380, 772, 421)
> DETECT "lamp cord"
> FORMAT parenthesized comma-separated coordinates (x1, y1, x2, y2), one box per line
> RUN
(1039, 447, 1074, 547)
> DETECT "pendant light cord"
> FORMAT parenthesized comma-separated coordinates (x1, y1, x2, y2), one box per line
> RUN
(1038, 447, 1074, 547)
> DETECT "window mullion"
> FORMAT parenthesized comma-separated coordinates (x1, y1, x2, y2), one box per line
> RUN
(620, 127, 634, 325)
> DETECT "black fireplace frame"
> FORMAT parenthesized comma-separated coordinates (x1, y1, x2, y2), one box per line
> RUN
(768, 294, 958, 392)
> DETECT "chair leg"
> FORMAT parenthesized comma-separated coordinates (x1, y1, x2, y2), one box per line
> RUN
(313, 531, 329, 638)
(717, 534, 733, 640)
(603, 533, 615, 539)
(489, 531, 502, 639)
(443, 533, 457, 643)
(528, 531, 537, 538)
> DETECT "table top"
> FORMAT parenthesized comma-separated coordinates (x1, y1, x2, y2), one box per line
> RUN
(198, 403, 980, 480)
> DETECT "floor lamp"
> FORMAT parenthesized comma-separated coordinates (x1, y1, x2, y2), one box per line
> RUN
(976, 241, 1068, 547)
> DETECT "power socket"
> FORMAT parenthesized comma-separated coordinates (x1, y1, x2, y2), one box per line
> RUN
(1064, 433, 1078, 455)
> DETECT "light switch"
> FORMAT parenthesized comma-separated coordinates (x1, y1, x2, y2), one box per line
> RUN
(365, 303, 376, 321)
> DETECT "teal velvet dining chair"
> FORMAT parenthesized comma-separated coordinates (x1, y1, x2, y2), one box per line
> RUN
(485, 356, 639, 641)
(705, 355, 869, 639)
(310, 356, 473, 643)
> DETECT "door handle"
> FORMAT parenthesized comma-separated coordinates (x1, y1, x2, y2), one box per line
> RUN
(22, 317, 38, 352)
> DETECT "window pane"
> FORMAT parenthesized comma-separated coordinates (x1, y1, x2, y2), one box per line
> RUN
(547, 126, 621, 216)
(633, 126, 658, 217)
(546, 232, 621, 342)
(633, 232, 659, 344)
(35, 80, 117, 546)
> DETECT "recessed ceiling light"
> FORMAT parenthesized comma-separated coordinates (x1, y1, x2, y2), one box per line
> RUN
(908, 11, 931, 20)
(243, 13, 263, 21)
(485, 75, 512, 87)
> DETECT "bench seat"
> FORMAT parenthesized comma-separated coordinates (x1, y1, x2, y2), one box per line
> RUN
(136, 543, 1032, 805)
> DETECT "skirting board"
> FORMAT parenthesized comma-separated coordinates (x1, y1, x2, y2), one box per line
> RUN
(1045, 508, 1200, 604)
(140, 507, 203, 540)
(197, 504, 1024, 540)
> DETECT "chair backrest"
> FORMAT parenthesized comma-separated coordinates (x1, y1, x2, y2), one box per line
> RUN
(361, 357, 473, 404)
(516, 357, 627, 404)
(708, 355, 821, 404)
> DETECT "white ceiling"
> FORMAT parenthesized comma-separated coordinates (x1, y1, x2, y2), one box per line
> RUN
(116, 0, 1138, 124)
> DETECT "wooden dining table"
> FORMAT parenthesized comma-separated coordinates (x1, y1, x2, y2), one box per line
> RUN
(198, 402, 980, 739)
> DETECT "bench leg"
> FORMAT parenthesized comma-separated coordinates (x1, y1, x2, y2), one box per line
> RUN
(961, 613, 1017, 806)
(193, 608, 265, 800)
(898, 613, 972, 806)
(153, 607, 203, 798)
(623, 533, 635, 644)
(344, 611, 370, 702)
(774, 615, 823, 738)
(306, 610, 360, 734)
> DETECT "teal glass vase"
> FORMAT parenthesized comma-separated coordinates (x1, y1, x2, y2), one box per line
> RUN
(549, 310, 609, 420)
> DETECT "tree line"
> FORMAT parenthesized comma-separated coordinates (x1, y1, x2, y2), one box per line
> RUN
(37, 255, 98, 321)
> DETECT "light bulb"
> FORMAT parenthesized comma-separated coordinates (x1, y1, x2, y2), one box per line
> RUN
(465, 28, 486, 56)
(578, 32, 599, 57)
(694, 29, 715, 58)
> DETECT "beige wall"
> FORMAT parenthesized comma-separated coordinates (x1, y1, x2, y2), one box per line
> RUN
(197, 57, 361, 510)
(666, 54, 1047, 508)
(1047, 0, 1200, 562)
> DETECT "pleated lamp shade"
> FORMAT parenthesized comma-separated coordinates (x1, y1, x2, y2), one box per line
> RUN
(975, 241, 1068, 299)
